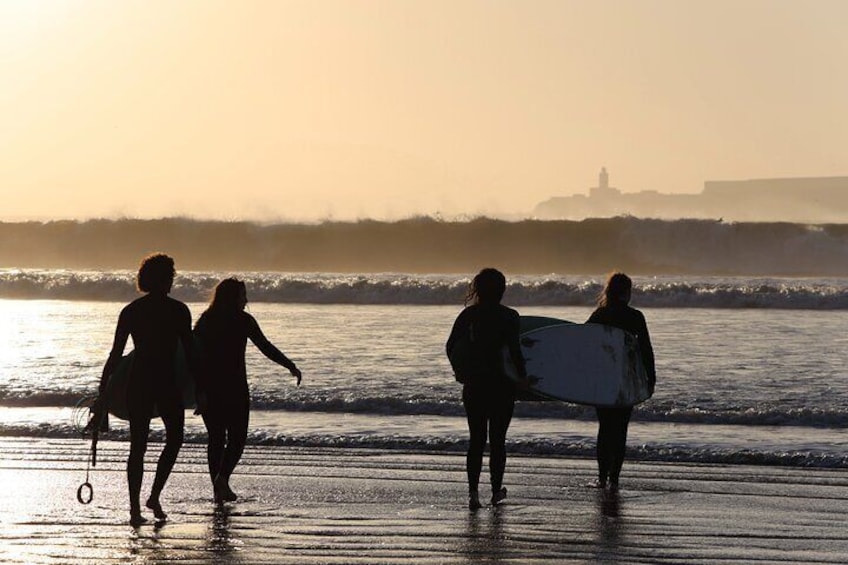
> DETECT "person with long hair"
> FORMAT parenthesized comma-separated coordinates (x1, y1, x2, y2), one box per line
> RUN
(586, 272, 656, 489)
(446, 268, 530, 510)
(100, 253, 195, 526)
(193, 277, 302, 503)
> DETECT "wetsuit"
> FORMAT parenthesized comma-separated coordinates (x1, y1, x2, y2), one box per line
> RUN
(446, 303, 526, 496)
(103, 293, 193, 512)
(194, 310, 296, 485)
(586, 303, 656, 485)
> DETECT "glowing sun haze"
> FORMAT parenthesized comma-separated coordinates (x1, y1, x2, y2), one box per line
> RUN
(2, 0, 847, 221)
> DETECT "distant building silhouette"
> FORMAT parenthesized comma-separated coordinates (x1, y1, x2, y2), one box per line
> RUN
(533, 171, 848, 223)
(590, 167, 619, 199)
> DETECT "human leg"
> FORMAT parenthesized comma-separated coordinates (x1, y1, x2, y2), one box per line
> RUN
(219, 408, 249, 481)
(203, 413, 227, 485)
(487, 393, 515, 500)
(608, 407, 633, 487)
(127, 415, 151, 525)
(462, 387, 488, 507)
(214, 408, 249, 502)
(146, 405, 184, 520)
(595, 407, 614, 487)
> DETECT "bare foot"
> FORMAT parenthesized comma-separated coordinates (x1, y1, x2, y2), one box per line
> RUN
(129, 511, 148, 528)
(213, 484, 225, 504)
(214, 476, 238, 502)
(491, 487, 507, 506)
(220, 484, 238, 502)
(145, 497, 167, 522)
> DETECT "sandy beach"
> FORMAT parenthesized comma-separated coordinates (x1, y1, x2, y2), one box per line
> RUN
(0, 437, 845, 564)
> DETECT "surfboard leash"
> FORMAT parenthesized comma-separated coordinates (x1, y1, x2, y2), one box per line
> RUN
(73, 395, 104, 505)
(77, 434, 95, 505)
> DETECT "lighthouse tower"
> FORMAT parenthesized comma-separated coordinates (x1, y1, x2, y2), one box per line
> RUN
(589, 167, 619, 198)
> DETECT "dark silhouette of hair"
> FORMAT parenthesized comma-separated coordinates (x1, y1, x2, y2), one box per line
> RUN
(598, 272, 632, 307)
(137, 253, 175, 294)
(465, 268, 507, 306)
(208, 277, 247, 313)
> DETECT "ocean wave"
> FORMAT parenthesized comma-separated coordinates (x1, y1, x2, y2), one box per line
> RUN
(5, 389, 848, 428)
(0, 391, 94, 408)
(1, 270, 848, 309)
(2, 423, 845, 469)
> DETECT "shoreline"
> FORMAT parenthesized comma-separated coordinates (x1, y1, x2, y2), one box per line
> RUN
(1, 438, 847, 564)
(3, 407, 847, 470)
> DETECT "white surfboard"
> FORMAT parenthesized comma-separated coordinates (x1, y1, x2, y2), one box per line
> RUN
(505, 322, 652, 407)
(101, 340, 197, 420)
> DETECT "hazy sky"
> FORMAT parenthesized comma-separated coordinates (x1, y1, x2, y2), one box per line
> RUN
(2, 0, 847, 221)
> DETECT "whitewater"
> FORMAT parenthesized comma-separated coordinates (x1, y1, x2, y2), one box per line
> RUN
(1, 270, 847, 468)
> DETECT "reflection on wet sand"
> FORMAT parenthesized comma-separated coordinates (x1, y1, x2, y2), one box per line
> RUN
(594, 489, 625, 562)
(207, 504, 243, 564)
(128, 520, 168, 562)
(462, 506, 507, 562)
(3, 442, 847, 563)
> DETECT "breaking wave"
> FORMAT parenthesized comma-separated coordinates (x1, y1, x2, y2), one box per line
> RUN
(4, 388, 848, 428)
(2, 423, 845, 469)
(1, 269, 847, 309)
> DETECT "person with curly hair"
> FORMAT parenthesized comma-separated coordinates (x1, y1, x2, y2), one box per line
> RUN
(100, 253, 195, 526)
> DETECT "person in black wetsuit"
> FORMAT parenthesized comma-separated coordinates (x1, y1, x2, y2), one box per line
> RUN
(193, 278, 302, 503)
(446, 268, 530, 510)
(100, 253, 195, 527)
(586, 272, 656, 490)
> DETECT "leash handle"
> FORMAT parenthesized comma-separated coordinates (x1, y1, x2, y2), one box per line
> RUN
(77, 481, 93, 505)
(77, 428, 98, 505)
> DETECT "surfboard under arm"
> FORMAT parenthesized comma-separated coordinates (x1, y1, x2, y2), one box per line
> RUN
(506, 318, 652, 407)
(101, 340, 197, 421)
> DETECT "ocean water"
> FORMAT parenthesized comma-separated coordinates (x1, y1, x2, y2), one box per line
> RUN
(1, 270, 847, 468)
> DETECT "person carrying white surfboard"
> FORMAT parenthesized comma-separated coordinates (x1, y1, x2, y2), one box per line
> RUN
(446, 268, 532, 510)
(586, 272, 656, 490)
(99, 253, 197, 527)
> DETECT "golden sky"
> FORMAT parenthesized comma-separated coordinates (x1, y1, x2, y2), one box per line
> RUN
(1, 0, 847, 221)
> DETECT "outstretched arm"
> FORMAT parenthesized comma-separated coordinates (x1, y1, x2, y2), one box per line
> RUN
(247, 316, 302, 385)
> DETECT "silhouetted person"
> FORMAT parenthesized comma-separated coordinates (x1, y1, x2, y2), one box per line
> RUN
(193, 278, 302, 503)
(586, 272, 656, 489)
(446, 268, 529, 510)
(100, 253, 195, 526)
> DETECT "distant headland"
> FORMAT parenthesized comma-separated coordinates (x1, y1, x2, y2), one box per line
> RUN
(534, 169, 848, 223)
(2, 216, 848, 276)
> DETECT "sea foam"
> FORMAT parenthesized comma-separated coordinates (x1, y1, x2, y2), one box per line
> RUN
(1, 269, 847, 309)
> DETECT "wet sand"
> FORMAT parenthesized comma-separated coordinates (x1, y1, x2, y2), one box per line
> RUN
(1, 437, 847, 564)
